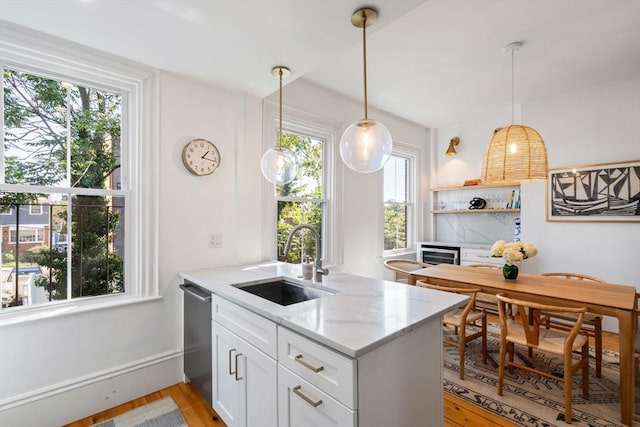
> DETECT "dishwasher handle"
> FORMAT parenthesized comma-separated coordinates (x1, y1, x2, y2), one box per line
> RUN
(179, 283, 212, 302)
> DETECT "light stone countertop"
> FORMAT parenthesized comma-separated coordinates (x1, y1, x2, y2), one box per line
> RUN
(179, 261, 467, 358)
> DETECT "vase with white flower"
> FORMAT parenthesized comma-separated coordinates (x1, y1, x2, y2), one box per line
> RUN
(490, 240, 538, 280)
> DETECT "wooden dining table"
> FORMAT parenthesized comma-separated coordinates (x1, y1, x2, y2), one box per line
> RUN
(408, 264, 638, 426)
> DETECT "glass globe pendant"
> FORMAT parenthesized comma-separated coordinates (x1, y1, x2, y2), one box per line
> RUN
(339, 7, 392, 173)
(340, 118, 391, 173)
(261, 146, 298, 185)
(261, 66, 298, 185)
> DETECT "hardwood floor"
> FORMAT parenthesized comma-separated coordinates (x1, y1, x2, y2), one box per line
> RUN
(65, 329, 621, 427)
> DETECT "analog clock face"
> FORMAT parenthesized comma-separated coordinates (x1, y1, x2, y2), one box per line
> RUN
(181, 138, 220, 176)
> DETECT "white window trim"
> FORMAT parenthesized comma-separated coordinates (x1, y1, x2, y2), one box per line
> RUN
(261, 100, 343, 266)
(0, 22, 159, 318)
(29, 205, 43, 215)
(383, 141, 422, 257)
(9, 226, 45, 244)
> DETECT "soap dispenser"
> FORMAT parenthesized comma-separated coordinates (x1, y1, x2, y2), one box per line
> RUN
(302, 256, 313, 280)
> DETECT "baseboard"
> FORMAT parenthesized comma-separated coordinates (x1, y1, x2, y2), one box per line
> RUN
(0, 349, 184, 427)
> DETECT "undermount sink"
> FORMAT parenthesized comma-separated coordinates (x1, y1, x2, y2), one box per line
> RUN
(234, 280, 333, 306)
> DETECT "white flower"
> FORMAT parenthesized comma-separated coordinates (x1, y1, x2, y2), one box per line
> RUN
(491, 240, 538, 266)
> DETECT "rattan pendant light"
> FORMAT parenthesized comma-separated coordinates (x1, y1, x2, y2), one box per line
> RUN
(481, 42, 548, 184)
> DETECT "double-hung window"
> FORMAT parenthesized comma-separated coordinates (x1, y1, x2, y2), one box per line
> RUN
(0, 26, 155, 312)
(383, 152, 415, 252)
(263, 103, 339, 265)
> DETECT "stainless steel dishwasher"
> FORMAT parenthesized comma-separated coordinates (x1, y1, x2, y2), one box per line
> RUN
(179, 281, 212, 406)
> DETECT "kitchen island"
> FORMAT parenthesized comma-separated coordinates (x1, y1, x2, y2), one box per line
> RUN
(180, 261, 467, 427)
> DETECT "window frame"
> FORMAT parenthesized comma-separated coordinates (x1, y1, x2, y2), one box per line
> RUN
(383, 144, 419, 256)
(261, 101, 342, 266)
(0, 23, 158, 317)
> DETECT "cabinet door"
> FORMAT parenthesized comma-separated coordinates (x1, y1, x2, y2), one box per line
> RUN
(212, 321, 244, 427)
(239, 338, 277, 427)
(278, 365, 356, 427)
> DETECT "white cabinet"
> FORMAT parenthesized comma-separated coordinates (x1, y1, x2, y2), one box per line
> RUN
(278, 363, 356, 427)
(212, 295, 445, 427)
(212, 297, 277, 427)
(277, 326, 356, 427)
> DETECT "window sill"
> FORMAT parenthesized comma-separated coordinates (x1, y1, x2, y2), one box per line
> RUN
(0, 294, 162, 327)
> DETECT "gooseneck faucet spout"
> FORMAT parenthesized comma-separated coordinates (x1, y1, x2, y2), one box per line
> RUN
(283, 224, 329, 283)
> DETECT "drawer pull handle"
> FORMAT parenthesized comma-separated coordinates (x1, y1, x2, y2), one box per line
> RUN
(295, 354, 324, 373)
(293, 385, 323, 408)
(228, 348, 237, 375)
(234, 353, 243, 381)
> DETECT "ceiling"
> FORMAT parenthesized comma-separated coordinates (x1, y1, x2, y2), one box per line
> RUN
(2, 0, 640, 128)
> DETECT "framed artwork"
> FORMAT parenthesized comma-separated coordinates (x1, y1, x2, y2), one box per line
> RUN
(547, 160, 640, 222)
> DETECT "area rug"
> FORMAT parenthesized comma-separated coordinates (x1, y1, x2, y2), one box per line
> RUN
(443, 324, 640, 427)
(92, 397, 187, 427)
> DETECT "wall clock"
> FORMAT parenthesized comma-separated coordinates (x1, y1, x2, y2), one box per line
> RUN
(181, 138, 221, 176)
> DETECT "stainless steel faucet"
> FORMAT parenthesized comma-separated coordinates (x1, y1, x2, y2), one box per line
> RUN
(283, 224, 329, 283)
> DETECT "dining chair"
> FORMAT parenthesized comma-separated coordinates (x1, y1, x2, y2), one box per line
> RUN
(467, 263, 502, 315)
(417, 281, 487, 379)
(496, 294, 589, 424)
(540, 272, 606, 377)
(383, 259, 430, 284)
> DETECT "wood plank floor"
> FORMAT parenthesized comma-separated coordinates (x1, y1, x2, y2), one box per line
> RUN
(65, 329, 621, 427)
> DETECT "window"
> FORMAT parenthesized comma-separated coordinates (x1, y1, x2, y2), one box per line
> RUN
(383, 153, 414, 252)
(262, 102, 340, 266)
(0, 26, 155, 312)
(29, 205, 43, 215)
(9, 228, 45, 244)
(276, 130, 326, 263)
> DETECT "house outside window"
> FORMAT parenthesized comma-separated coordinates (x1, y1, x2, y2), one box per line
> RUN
(383, 153, 415, 252)
(0, 26, 156, 311)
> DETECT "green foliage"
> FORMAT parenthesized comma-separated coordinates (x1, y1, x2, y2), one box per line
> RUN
(384, 204, 407, 251)
(3, 69, 124, 303)
(276, 132, 324, 263)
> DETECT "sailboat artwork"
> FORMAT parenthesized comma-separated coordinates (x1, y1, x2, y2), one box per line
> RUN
(548, 160, 640, 222)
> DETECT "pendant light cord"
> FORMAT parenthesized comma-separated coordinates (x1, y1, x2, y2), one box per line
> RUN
(278, 68, 283, 147)
(511, 46, 515, 125)
(361, 11, 368, 120)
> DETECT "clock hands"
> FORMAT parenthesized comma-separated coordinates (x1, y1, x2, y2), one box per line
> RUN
(200, 151, 217, 163)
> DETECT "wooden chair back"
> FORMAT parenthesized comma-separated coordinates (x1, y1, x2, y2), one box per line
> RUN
(384, 259, 430, 283)
(466, 263, 501, 270)
(496, 294, 587, 348)
(540, 272, 606, 283)
(417, 282, 480, 314)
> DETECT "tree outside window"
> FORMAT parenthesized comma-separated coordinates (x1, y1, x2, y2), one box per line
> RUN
(276, 131, 325, 264)
(1, 68, 124, 308)
(384, 155, 411, 251)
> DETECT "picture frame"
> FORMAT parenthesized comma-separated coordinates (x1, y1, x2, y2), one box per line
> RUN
(546, 160, 640, 222)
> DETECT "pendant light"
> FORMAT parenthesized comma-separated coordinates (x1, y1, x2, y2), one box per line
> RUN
(339, 7, 392, 174)
(481, 42, 548, 183)
(261, 66, 298, 185)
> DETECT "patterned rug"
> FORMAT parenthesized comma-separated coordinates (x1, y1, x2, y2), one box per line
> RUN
(442, 325, 640, 427)
(92, 397, 187, 427)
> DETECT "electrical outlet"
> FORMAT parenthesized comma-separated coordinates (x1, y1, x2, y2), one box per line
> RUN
(209, 233, 222, 248)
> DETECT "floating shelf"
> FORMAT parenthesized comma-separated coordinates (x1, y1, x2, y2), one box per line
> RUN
(432, 182, 520, 192)
(432, 208, 521, 214)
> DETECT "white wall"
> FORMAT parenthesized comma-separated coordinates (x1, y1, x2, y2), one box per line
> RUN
(0, 72, 265, 427)
(268, 78, 430, 279)
(435, 75, 640, 331)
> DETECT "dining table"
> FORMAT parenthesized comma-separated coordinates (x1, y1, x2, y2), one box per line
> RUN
(408, 263, 638, 426)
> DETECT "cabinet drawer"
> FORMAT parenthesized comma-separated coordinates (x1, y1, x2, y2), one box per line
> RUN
(278, 327, 356, 409)
(460, 248, 500, 265)
(278, 365, 356, 427)
(212, 296, 277, 358)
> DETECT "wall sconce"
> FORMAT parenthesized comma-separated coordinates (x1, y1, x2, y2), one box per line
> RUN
(445, 137, 460, 156)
